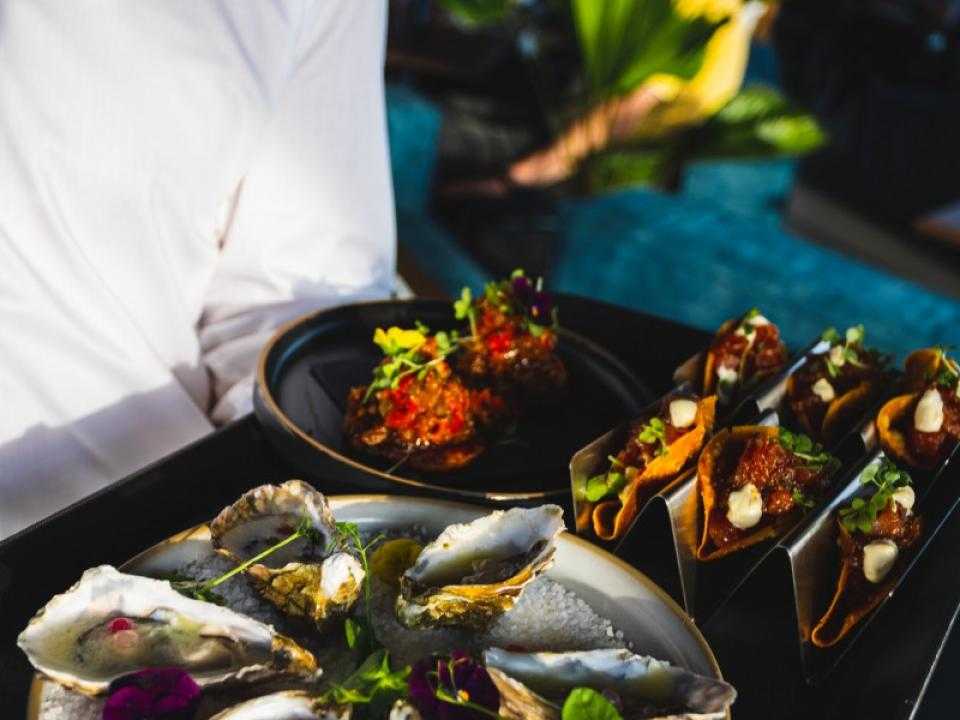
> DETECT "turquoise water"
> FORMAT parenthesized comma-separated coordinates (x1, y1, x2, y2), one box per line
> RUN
(386, 83, 960, 359)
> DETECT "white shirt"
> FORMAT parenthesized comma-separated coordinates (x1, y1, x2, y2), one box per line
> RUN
(0, 1, 396, 539)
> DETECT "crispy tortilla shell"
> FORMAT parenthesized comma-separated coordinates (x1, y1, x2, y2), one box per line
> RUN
(876, 393, 930, 470)
(811, 525, 898, 648)
(591, 396, 717, 541)
(702, 318, 737, 396)
(787, 372, 878, 445)
(904, 348, 945, 391)
(696, 425, 796, 561)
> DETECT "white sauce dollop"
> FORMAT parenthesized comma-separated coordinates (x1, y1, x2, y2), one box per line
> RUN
(669, 399, 698, 429)
(726, 483, 763, 530)
(812, 377, 836, 403)
(890, 485, 915, 514)
(914, 388, 945, 433)
(717, 365, 739, 385)
(748, 314, 770, 327)
(862, 539, 899, 583)
(828, 345, 846, 368)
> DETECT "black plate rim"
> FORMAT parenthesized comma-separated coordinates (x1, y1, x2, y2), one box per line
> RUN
(254, 298, 648, 502)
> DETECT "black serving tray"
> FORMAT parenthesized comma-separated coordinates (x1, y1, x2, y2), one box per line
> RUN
(1, 297, 958, 720)
(254, 298, 651, 502)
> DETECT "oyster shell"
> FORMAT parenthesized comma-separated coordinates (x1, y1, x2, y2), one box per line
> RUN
(210, 691, 350, 720)
(484, 648, 736, 719)
(389, 700, 424, 720)
(17, 566, 318, 696)
(210, 480, 336, 566)
(396, 505, 564, 629)
(247, 553, 365, 629)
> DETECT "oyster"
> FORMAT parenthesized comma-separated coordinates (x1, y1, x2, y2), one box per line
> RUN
(17, 566, 318, 696)
(210, 691, 350, 719)
(210, 481, 363, 628)
(247, 553, 365, 629)
(396, 505, 564, 629)
(484, 648, 736, 720)
(210, 480, 337, 566)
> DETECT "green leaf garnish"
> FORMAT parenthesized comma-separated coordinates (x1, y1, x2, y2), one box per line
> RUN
(320, 649, 410, 717)
(363, 326, 462, 402)
(636, 417, 669, 456)
(791, 487, 815, 509)
(838, 458, 913, 534)
(562, 687, 624, 720)
(822, 324, 870, 376)
(777, 428, 837, 470)
(584, 471, 627, 503)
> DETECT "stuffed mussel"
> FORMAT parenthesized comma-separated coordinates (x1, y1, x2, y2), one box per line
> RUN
(343, 327, 505, 472)
(811, 459, 923, 647)
(696, 425, 839, 560)
(454, 269, 568, 406)
(786, 325, 888, 445)
(877, 347, 960, 470)
(702, 308, 788, 406)
(578, 393, 717, 541)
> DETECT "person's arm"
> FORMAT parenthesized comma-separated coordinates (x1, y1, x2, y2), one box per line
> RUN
(199, 1, 396, 423)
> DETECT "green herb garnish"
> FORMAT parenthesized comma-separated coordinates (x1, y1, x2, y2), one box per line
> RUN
(453, 287, 478, 338)
(363, 326, 461, 402)
(584, 470, 628, 503)
(838, 459, 913, 534)
(562, 687, 624, 720)
(333, 521, 385, 654)
(319, 649, 410, 718)
(777, 428, 838, 471)
(791, 487, 815, 509)
(822, 324, 868, 377)
(636, 417, 669, 456)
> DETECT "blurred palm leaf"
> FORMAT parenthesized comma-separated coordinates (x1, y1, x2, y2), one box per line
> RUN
(571, 0, 716, 99)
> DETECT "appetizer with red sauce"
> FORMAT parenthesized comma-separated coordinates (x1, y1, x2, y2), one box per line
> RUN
(455, 269, 568, 406)
(703, 308, 788, 405)
(344, 326, 505, 472)
(877, 347, 960, 470)
(786, 325, 888, 445)
(696, 426, 839, 560)
(576, 394, 717, 541)
(812, 459, 922, 647)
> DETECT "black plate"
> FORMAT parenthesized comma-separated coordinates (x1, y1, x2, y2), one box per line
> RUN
(254, 299, 650, 501)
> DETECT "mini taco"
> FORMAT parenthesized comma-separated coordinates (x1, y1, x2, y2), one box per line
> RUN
(696, 425, 839, 560)
(703, 308, 788, 405)
(786, 325, 888, 445)
(877, 347, 960, 470)
(811, 459, 922, 647)
(578, 395, 717, 541)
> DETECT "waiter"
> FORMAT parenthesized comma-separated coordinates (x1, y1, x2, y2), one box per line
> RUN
(0, 2, 395, 538)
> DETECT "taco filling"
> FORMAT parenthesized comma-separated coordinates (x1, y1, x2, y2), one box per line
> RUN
(579, 395, 717, 540)
(787, 325, 887, 443)
(878, 348, 960, 470)
(705, 308, 788, 404)
(812, 459, 922, 647)
(697, 426, 838, 559)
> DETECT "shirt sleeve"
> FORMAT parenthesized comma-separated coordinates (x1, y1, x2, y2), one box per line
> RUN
(198, 0, 396, 424)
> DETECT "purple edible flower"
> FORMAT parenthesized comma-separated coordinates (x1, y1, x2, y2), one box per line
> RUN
(408, 651, 500, 720)
(103, 668, 201, 720)
(510, 274, 554, 326)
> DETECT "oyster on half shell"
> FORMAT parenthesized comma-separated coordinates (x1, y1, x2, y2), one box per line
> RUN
(210, 480, 364, 629)
(210, 480, 337, 566)
(210, 690, 350, 720)
(396, 505, 564, 629)
(247, 553, 365, 629)
(17, 566, 318, 696)
(484, 648, 736, 720)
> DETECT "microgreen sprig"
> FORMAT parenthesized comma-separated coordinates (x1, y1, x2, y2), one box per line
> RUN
(822, 324, 867, 378)
(738, 307, 761, 336)
(363, 326, 463, 402)
(838, 459, 913, 534)
(173, 516, 325, 602)
(334, 521, 385, 653)
(636, 417, 669, 456)
(319, 649, 411, 718)
(931, 347, 960, 390)
(777, 428, 838, 471)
